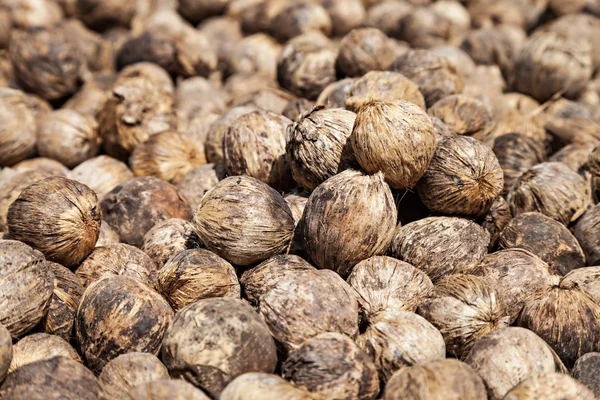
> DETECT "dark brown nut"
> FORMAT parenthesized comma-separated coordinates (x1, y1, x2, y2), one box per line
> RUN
(428, 94, 493, 141)
(357, 310, 445, 383)
(364, 1, 412, 38)
(0, 356, 102, 400)
(231, 87, 294, 116)
(8, 333, 80, 374)
(572, 352, 600, 398)
(477, 196, 512, 250)
(13, 158, 69, 176)
(507, 162, 591, 226)
(0, 323, 10, 382)
(282, 98, 315, 121)
(492, 133, 547, 194)
(335, 28, 397, 78)
(0, 170, 49, 232)
(60, 20, 113, 73)
(390, 49, 464, 107)
(127, 379, 210, 400)
(390, 216, 490, 282)
(344, 71, 425, 112)
(514, 31, 592, 102)
(63, 73, 114, 119)
(76, 243, 157, 288)
(473, 249, 554, 322)
(40, 263, 83, 341)
(117, 62, 174, 95)
(464, 327, 565, 400)
(96, 221, 119, 247)
(259, 270, 359, 353)
(563, 267, 600, 305)
(37, 110, 100, 168)
(141, 218, 202, 267)
(10, 28, 86, 101)
(417, 136, 504, 217)
(322, 0, 365, 36)
(68, 155, 134, 201)
(316, 77, 356, 108)
(101, 177, 192, 247)
(282, 333, 379, 400)
(230, 0, 288, 35)
(240, 254, 316, 306)
(178, 0, 228, 24)
(77, 0, 136, 29)
(162, 297, 277, 398)
(7, 177, 101, 266)
(227, 34, 281, 80)
(99, 353, 169, 400)
(383, 359, 487, 400)
(300, 170, 397, 277)
(177, 164, 226, 212)
(0, 88, 37, 167)
(220, 373, 312, 400)
(271, 3, 332, 42)
(418, 274, 510, 358)
(503, 372, 595, 400)
(499, 212, 585, 275)
(573, 204, 600, 266)
(430, 45, 477, 80)
(286, 106, 356, 191)
(76, 276, 173, 373)
(198, 17, 243, 72)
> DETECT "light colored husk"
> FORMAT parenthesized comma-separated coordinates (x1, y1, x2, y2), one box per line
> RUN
(99, 353, 169, 400)
(220, 373, 312, 400)
(503, 372, 595, 400)
(68, 155, 134, 201)
(8, 333, 81, 374)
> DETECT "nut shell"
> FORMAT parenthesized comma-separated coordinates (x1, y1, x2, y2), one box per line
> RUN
(13, 158, 69, 177)
(68, 155, 134, 201)
(127, 379, 210, 400)
(503, 372, 595, 400)
(177, 164, 226, 212)
(220, 373, 312, 400)
(562, 267, 600, 305)
(336, 28, 397, 78)
(0, 88, 36, 167)
(8, 333, 81, 374)
(41, 263, 83, 341)
(573, 204, 600, 266)
(99, 353, 169, 400)
(141, 218, 203, 267)
(428, 94, 493, 141)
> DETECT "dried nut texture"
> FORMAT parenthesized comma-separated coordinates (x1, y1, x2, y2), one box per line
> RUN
(220, 373, 312, 400)
(282, 98, 315, 121)
(0, 357, 102, 400)
(477, 196, 512, 250)
(99, 353, 169, 400)
(8, 333, 81, 374)
(351, 100, 435, 190)
(259, 270, 359, 353)
(383, 359, 487, 400)
(428, 95, 493, 141)
(194, 176, 295, 266)
(563, 267, 600, 305)
(518, 282, 600, 368)
(157, 249, 240, 311)
(417, 136, 504, 217)
(336, 28, 397, 78)
(117, 63, 174, 95)
(271, 3, 332, 43)
(0, 170, 49, 231)
(101, 177, 192, 247)
(344, 71, 425, 112)
(126, 379, 210, 400)
(130, 131, 206, 184)
(205, 106, 258, 164)
(0, 240, 53, 337)
(390, 217, 490, 282)
(75, 276, 174, 372)
(390, 50, 464, 108)
(492, 134, 547, 194)
(282, 333, 380, 400)
(223, 110, 292, 189)
(573, 205, 600, 265)
(418, 274, 510, 358)
(77, 0, 136, 29)
(364, 1, 411, 38)
(76, 243, 158, 288)
(301, 170, 396, 277)
(431, 117, 455, 144)
(227, 34, 280, 80)
(507, 162, 591, 226)
(572, 352, 600, 398)
(240, 255, 316, 306)
(68, 156, 134, 201)
(286, 106, 357, 191)
(37, 109, 100, 169)
(473, 249, 554, 322)
(177, 164, 226, 212)
(10, 29, 86, 101)
(317, 78, 356, 108)
(162, 297, 277, 398)
(357, 310, 445, 383)
(7, 177, 101, 267)
(0, 323, 10, 382)
(347, 256, 433, 319)
(0, 88, 36, 166)
(41, 263, 84, 341)
(64, 77, 113, 118)
(13, 158, 69, 176)
(142, 219, 203, 267)
(503, 372, 596, 400)
(514, 31, 593, 102)
(499, 212, 585, 275)
(96, 221, 120, 247)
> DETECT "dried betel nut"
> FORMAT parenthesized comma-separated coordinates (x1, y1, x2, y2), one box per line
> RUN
(572, 352, 600, 398)
(335, 28, 398, 78)
(503, 372, 596, 400)
(67, 155, 134, 201)
(0, 88, 37, 167)
(8, 333, 81, 374)
(141, 218, 203, 267)
(0, 323, 10, 382)
(220, 373, 312, 400)
(99, 353, 169, 400)
(126, 379, 210, 400)
(573, 204, 600, 266)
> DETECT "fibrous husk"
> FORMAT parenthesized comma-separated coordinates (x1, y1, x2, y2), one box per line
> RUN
(63, 73, 115, 119)
(117, 62, 174, 95)
(101, 177, 192, 247)
(472, 248, 554, 322)
(464, 327, 565, 400)
(364, 1, 412, 38)
(0, 88, 37, 167)
(573, 205, 600, 266)
(357, 310, 445, 383)
(507, 162, 591, 226)
(300, 170, 397, 277)
(67, 155, 134, 201)
(0, 170, 49, 232)
(127, 379, 210, 400)
(584, 145, 600, 202)
(282, 98, 315, 122)
(77, 0, 137, 29)
(226, 34, 281, 80)
(430, 45, 477, 80)
(544, 106, 600, 148)
(141, 218, 202, 267)
(418, 274, 510, 358)
(194, 176, 295, 266)
(351, 100, 435, 190)
(428, 94, 493, 141)
(549, 143, 596, 171)
(431, 117, 455, 145)
(99, 352, 169, 400)
(487, 108, 547, 146)
(220, 373, 312, 400)
(204, 106, 257, 164)
(344, 71, 425, 112)
(8, 333, 81, 374)
(96, 221, 120, 247)
(270, 3, 332, 42)
(284, 191, 308, 226)
(176, 164, 225, 212)
(477, 196, 512, 250)
(7, 177, 101, 267)
(316, 77, 356, 108)
(13, 158, 69, 177)
(503, 372, 595, 400)
(161, 297, 277, 398)
(383, 359, 487, 400)
(390, 217, 490, 282)
(398, 2, 470, 48)
(562, 267, 600, 306)
(468, 0, 546, 30)
(0, 323, 10, 383)
(76, 276, 173, 373)
(335, 28, 397, 78)
(572, 352, 600, 398)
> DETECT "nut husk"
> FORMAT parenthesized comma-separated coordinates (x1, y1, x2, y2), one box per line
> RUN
(127, 379, 210, 400)
(477, 196, 512, 250)
(503, 372, 595, 400)
(176, 164, 226, 212)
(175, 77, 228, 129)
(161, 297, 277, 398)
(0, 170, 49, 232)
(204, 106, 258, 164)
(76, 275, 173, 373)
(562, 267, 600, 305)
(549, 144, 596, 172)
(117, 62, 174, 95)
(0, 323, 10, 383)
(63, 75, 113, 118)
(141, 218, 202, 267)
(572, 352, 600, 398)
(77, 0, 136, 29)
(198, 17, 243, 72)
(0, 88, 36, 167)
(96, 220, 120, 247)
(417, 135, 504, 216)
(226, 34, 281, 80)
(7, 176, 101, 267)
(316, 77, 356, 108)
(282, 333, 380, 400)
(194, 176, 295, 266)
(428, 94, 493, 141)
(8, 333, 81, 374)
(60, 19, 114, 73)
(67, 155, 134, 201)
(364, 1, 412, 39)
(300, 170, 397, 277)
(178, 0, 228, 24)
(398, 2, 470, 48)
(574, 204, 600, 266)
(13, 158, 69, 177)
(220, 373, 312, 400)
(270, 3, 332, 42)
(282, 98, 315, 121)
(335, 28, 397, 78)
(430, 45, 477, 80)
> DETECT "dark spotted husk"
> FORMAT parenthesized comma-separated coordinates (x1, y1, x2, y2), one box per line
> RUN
(572, 353, 600, 398)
